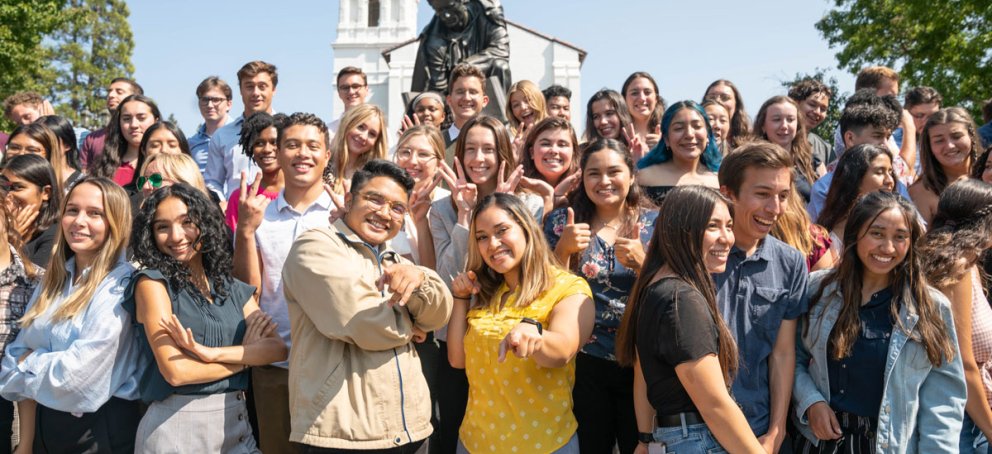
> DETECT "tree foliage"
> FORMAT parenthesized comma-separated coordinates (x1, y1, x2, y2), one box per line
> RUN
(780, 68, 849, 140)
(0, 0, 65, 129)
(817, 0, 992, 116)
(47, 0, 135, 129)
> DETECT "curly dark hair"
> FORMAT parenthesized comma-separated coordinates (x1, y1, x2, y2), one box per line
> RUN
(130, 183, 234, 299)
(788, 78, 833, 102)
(239, 112, 288, 160)
(921, 178, 992, 288)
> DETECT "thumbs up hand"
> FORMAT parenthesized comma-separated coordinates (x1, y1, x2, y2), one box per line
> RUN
(555, 208, 591, 257)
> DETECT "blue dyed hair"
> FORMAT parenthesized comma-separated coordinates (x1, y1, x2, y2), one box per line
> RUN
(636, 100, 722, 172)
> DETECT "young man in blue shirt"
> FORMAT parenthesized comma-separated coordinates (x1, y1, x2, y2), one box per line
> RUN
(716, 141, 809, 453)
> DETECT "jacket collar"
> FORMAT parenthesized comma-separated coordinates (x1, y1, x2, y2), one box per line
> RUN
(332, 219, 400, 263)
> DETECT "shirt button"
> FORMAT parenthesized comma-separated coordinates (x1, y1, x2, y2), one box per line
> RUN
(238, 414, 245, 421)
(394, 437, 402, 444)
(841, 364, 846, 368)
(840, 389, 845, 394)
(881, 442, 889, 449)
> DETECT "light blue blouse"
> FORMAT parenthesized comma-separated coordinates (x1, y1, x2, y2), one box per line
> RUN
(0, 256, 144, 413)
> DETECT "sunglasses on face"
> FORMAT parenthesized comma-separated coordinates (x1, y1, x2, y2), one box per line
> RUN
(137, 173, 164, 189)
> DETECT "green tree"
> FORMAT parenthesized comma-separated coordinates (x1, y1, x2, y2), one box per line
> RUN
(816, 0, 992, 117)
(780, 69, 849, 140)
(0, 0, 64, 129)
(46, 0, 135, 129)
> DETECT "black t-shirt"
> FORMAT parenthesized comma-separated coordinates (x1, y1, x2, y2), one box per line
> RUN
(636, 276, 721, 415)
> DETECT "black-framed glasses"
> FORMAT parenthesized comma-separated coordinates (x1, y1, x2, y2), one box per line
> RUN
(361, 191, 408, 220)
(137, 173, 164, 189)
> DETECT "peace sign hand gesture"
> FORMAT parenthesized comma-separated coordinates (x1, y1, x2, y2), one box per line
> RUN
(438, 158, 478, 226)
(237, 171, 271, 234)
(495, 162, 524, 194)
(621, 124, 648, 163)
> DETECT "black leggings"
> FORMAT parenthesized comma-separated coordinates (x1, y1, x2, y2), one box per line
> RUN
(572, 353, 637, 454)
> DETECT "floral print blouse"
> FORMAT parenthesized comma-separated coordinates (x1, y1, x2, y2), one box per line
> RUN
(543, 207, 657, 361)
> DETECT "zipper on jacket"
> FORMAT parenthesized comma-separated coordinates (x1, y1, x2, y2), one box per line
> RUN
(339, 232, 414, 441)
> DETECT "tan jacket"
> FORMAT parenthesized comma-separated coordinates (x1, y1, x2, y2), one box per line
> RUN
(282, 220, 452, 449)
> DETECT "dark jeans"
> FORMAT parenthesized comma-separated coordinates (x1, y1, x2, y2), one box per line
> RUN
(0, 398, 11, 454)
(572, 353, 637, 454)
(34, 397, 140, 454)
(436, 341, 468, 454)
(414, 333, 441, 454)
(301, 440, 424, 454)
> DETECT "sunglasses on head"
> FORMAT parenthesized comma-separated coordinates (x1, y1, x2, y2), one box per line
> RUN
(137, 173, 164, 189)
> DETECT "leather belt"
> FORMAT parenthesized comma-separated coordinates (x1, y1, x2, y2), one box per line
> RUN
(656, 411, 704, 428)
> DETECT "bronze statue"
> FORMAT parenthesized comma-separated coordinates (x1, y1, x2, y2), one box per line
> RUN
(411, 0, 511, 94)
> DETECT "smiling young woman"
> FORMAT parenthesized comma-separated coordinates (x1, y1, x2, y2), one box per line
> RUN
(126, 183, 286, 453)
(910, 107, 982, 224)
(447, 193, 594, 454)
(792, 191, 964, 453)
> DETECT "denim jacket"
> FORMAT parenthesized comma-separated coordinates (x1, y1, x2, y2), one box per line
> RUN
(792, 270, 966, 453)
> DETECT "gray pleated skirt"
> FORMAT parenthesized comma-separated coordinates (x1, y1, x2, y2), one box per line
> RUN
(135, 391, 260, 453)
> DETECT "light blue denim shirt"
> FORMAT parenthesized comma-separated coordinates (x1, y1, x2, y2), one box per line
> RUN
(187, 123, 211, 174)
(205, 114, 261, 200)
(0, 257, 144, 413)
(793, 270, 966, 453)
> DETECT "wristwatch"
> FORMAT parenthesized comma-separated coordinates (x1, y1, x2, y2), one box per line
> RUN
(638, 432, 655, 444)
(520, 317, 543, 335)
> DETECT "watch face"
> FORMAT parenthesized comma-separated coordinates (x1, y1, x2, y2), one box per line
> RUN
(638, 432, 655, 443)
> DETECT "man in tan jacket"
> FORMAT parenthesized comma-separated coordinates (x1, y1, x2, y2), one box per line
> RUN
(283, 159, 452, 453)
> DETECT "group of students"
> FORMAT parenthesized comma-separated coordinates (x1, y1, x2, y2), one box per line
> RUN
(0, 57, 990, 454)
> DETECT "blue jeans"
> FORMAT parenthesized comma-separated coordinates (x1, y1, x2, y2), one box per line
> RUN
(652, 421, 727, 454)
(961, 412, 990, 454)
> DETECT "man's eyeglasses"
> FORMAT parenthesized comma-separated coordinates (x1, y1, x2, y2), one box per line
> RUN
(395, 148, 437, 163)
(198, 96, 228, 105)
(361, 192, 407, 220)
(137, 173, 164, 189)
(338, 83, 367, 93)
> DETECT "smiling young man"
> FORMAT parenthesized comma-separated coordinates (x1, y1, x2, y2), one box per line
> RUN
(443, 63, 489, 157)
(715, 142, 809, 453)
(188, 76, 234, 173)
(205, 60, 278, 199)
(282, 159, 451, 453)
(232, 112, 333, 454)
(327, 66, 369, 140)
(788, 78, 834, 165)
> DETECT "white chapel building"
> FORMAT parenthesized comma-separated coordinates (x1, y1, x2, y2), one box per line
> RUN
(330, 0, 586, 132)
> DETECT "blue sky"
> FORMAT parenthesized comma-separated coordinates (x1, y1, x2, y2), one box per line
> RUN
(129, 0, 854, 134)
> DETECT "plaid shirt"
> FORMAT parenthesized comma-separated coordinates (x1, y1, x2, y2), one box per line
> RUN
(0, 249, 41, 359)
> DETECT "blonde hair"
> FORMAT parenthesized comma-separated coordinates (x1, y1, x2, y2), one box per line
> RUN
(505, 80, 547, 135)
(395, 125, 445, 163)
(466, 193, 560, 309)
(141, 152, 208, 195)
(21, 178, 131, 326)
(771, 187, 822, 258)
(329, 104, 388, 193)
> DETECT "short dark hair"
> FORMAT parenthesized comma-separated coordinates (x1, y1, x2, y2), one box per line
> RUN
(277, 112, 329, 150)
(448, 63, 487, 94)
(196, 76, 233, 100)
(718, 141, 793, 196)
(788, 78, 832, 102)
(542, 84, 571, 101)
(110, 77, 144, 95)
(839, 103, 900, 136)
(237, 61, 278, 87)
(904, 86, 942, 109)
(350, 159, 415, 197)
(983, 99, 992, 124)
(336, 66, 367, 85)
